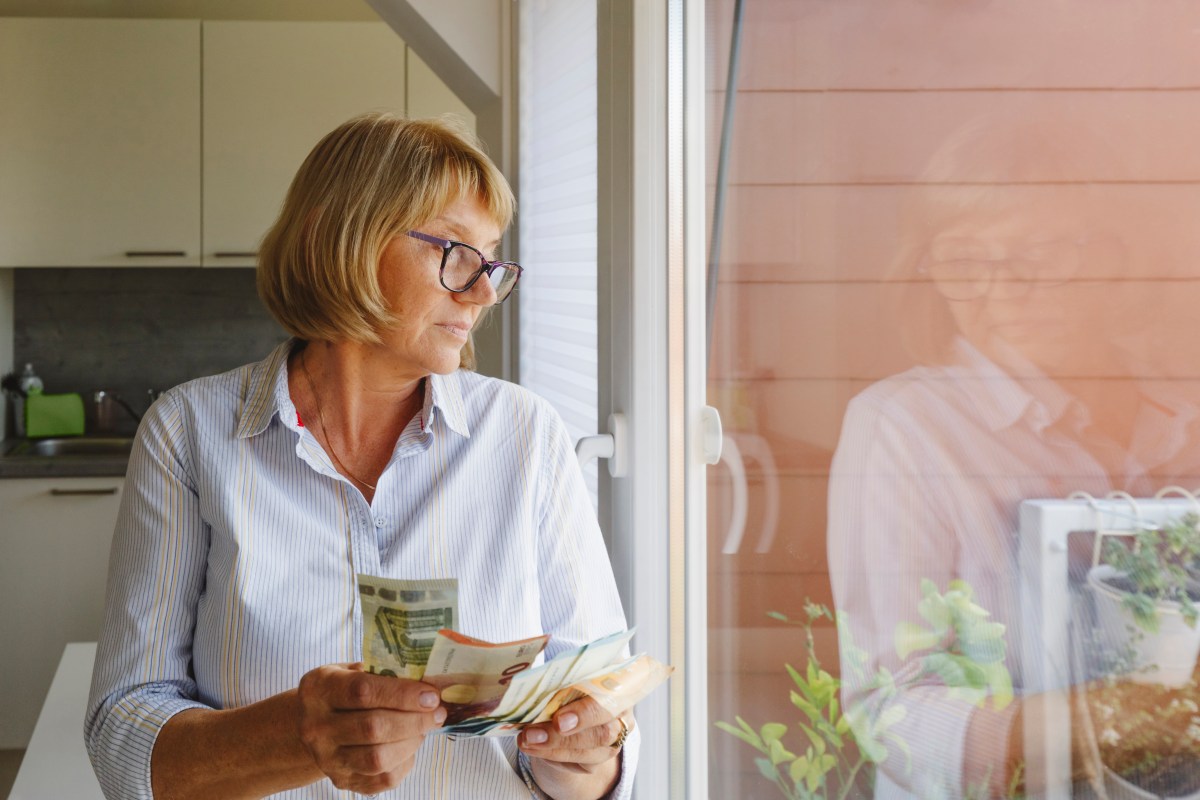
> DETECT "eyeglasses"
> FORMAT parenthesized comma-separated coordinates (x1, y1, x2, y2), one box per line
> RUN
(406, 231, 523, 304)
(918, 236, 1093, 301)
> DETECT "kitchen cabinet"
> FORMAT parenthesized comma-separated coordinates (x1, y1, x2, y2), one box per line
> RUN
(202, 21, 407, 267)
(0, 18, 201, 268)
(0, 477, 124, 748)
(1, 18, 473, 270)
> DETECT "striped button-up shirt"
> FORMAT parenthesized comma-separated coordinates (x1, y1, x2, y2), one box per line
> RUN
(86, 340, 637, 799)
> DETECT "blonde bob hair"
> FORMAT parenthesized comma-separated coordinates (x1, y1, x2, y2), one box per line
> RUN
(257, 111, 515, 367)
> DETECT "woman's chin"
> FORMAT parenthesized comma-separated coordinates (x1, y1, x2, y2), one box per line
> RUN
(429, 347, 467, 374)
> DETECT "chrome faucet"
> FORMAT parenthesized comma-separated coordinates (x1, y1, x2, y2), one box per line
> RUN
(93, 391, 145, 433)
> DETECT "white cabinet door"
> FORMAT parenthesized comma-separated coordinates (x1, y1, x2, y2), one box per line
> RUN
(0, 19, 201, 268)
(0, 477, 124, 748)
(202, 21, 407, 268)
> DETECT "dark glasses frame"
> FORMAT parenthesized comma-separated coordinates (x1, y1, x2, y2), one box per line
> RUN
(406, 230, 523, 303)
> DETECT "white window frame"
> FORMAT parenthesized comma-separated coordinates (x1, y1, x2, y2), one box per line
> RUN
(597, 1, 707, 797)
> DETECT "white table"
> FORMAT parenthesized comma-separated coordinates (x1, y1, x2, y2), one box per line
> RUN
(10, 642, 103, 799)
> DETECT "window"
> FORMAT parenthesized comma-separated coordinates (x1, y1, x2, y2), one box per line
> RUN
(703, 2, 1200, 798)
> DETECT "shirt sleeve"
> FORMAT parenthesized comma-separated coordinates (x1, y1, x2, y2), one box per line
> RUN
(530, 403, 640, 799)
(85, 390, 212, 799)
(516, 724, 640, 800)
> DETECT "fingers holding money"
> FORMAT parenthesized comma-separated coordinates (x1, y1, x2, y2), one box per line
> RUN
(518, 696, 633, 765)
(297, 663, 447, 793)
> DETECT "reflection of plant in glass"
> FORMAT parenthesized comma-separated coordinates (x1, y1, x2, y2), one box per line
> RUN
(895, 578, 1014, 710)
(1084, 516, 1200, 797)
(1086, 673, 1200, 797)
(716, 580, 1012, 800)
(1099, 513, 1200, 633)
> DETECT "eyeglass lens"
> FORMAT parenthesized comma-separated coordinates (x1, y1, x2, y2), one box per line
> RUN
(925, 239, 1082, 300)
(442, 243, 520, 299)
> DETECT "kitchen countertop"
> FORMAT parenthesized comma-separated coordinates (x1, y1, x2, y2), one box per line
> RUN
(0, 439, 130, 479)
(10, 642, 104, 799)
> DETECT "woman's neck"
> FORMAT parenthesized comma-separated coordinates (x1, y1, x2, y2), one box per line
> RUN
(290, 340, 426, 499)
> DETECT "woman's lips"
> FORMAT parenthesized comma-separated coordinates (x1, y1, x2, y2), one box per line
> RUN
(437, 322, 471, 340)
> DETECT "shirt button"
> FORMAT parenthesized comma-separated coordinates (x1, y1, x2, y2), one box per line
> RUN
(374, 518, 385, 528)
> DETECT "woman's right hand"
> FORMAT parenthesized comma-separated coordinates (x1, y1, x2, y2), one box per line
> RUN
(297, 663, 447, 795)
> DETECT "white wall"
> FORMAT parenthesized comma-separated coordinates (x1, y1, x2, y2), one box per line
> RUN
(405, 0, 500, 95)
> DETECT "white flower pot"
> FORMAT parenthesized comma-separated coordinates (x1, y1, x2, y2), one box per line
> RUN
(1104, 765, 1200, 800)
(1089, 565, 1200, 688)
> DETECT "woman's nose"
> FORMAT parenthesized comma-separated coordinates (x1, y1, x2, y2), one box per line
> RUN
(461, 272, 499, 306)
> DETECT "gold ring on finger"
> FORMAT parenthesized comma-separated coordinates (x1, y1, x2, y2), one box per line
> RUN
(609, 716, 630, 750)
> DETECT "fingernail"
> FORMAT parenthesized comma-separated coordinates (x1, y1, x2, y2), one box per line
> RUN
(526, 728, 548, 745)
(433, 707, 448, 725)
(557, 712, 578, 733)
(420, 692, 439, 708)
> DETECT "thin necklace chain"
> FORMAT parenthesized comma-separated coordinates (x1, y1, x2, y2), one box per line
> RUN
(299, 350, 377, 492)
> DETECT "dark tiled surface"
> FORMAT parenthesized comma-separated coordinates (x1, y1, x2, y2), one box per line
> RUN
(12, 267, 287, 436)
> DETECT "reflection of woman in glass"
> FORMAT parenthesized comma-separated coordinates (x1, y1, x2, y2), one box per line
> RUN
(828, 112, 1200, 798)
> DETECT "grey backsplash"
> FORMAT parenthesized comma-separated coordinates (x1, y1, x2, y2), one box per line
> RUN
(13, 268, 288, 436)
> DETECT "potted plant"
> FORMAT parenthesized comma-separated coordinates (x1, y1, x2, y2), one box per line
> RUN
(1085, 674, 1200, 800)
(716, 580, 1014, 800)
(1089, 513, 1200, 687)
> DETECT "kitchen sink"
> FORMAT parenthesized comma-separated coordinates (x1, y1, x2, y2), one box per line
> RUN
(5, 436, 135, 457)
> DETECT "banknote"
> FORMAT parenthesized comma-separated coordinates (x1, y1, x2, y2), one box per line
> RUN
(484, 628, 637, 733)
(530, 653, 675, 723)
(354, 579, 671, 737)
(358, 574, 458, 680)
(423, 629, 550, 726)
(435, 629, 673, 738)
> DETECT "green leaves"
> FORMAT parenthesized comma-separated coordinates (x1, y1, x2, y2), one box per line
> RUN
(789, 749, 837, 794)
(894, 622, 941, 660)
(716, 581, 1016, 799)
(1102, 513, 1200, 633)
(714, 716, 764, 751)
(893, 579, 1013, 710)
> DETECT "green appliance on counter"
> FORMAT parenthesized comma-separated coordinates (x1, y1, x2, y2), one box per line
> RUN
(24, 388, 86, 437)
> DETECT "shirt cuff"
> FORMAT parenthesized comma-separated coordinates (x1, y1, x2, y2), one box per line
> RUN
(516, 724, 639, 800)
(88, 694, 209, 800)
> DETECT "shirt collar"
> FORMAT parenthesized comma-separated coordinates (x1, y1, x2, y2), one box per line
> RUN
(234, 339, 472, 440)
(947, 336, 1082, 433)
(422, 370, 471, 438)
(235, 340, 293, 439)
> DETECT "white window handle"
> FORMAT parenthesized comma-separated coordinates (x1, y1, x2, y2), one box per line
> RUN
(698, 405, 723, 465)
(575, 413, 627, 477)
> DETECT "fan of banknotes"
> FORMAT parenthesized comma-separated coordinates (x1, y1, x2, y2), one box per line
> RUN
(358, 574, 673, 737)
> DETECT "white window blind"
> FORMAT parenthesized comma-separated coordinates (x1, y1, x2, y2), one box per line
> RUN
(518, 0, 599, 501)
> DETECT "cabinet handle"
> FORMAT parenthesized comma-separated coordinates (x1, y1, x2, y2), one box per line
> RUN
(213, 251, 258, 258)
(50, 487, 118, 496)
(124, 250, 187, 257)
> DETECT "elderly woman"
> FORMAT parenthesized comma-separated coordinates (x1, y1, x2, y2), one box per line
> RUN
(86, 112, 637, 800)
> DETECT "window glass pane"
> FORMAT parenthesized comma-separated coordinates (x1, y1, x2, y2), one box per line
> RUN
(705, 3, 1200, 798)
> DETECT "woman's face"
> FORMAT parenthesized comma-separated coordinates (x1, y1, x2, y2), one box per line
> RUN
(928, 198, 1125, 376)
(375, 194, 502, 378)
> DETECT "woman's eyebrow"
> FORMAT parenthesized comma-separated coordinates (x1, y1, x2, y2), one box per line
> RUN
(433, 218, 502, 252)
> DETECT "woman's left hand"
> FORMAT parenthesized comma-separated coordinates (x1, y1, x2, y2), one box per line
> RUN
(518, 697, 631, 797)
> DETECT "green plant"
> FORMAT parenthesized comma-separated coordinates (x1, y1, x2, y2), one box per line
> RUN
(1101, 513, 1200, 633)
(716, 580, 1013, 800)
